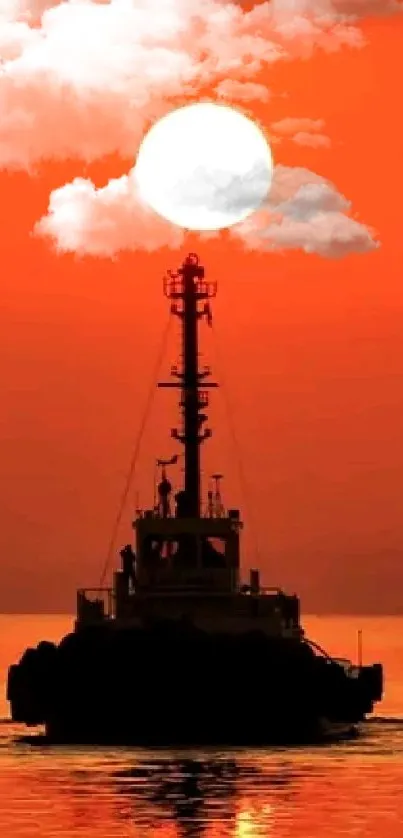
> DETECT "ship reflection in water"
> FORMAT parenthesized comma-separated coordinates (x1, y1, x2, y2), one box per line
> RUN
(112, 757, 288, 836)
(2, 721, 403, 837)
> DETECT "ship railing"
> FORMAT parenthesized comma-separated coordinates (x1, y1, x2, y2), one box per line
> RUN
(307, 640, 358, 677)
(135, 508, 242, 522)
(77, 587, 114, 622)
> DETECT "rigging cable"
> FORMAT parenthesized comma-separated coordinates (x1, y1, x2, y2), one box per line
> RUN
(99, 314, 172, 586)
(210, 321, 262, 569)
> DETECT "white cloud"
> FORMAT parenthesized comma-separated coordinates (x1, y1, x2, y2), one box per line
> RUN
(264, 0, 366, 54)
(215, 79, 271, 103)
(269, 0, 402, 21)
(0, 0, 400, 169)
(292, 132, 331, 148)
(253, 212, 379, 258)
(334, 0, 402, 13)
(0, 0, 284, 169)
(271, 118, 331, 148)
(2, 0, 396, 259)
(35, 173, 185, 256)
(36, 163, 378, 260)
(230, 165, 378, 258)
(271, 118, 326, 135)
(0, 0, 54, 23)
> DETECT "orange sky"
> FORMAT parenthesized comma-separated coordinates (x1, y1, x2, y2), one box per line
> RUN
(1, 11, 403, 613)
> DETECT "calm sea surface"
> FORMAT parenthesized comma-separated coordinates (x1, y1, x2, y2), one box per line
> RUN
(0, 614, 402, 837)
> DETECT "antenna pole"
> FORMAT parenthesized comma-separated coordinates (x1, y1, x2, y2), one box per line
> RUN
(357, 629, 363, 667)
(159, 254, 217, 517)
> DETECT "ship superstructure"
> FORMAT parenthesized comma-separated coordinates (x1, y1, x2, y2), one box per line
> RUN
(7, 254, 383, 745)
(77, 253, 300, 640)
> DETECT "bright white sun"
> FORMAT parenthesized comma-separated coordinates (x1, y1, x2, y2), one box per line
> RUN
(133, 102, 273, 232)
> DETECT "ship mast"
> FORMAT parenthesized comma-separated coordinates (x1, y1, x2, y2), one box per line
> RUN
(159, 253, 217, 518)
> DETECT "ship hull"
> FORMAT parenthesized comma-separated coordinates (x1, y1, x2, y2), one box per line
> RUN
(42, 716, 357, 747)
(7, 622, 383, 746)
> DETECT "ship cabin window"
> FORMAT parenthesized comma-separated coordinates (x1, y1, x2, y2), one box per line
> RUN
(202, 537, 226, 569)
(140, 534, 229, 572)
(143, 536, 181, 565)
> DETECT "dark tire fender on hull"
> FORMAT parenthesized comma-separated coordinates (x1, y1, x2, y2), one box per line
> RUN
(359, 664, 383, 704)
(7, 641, 57, 725)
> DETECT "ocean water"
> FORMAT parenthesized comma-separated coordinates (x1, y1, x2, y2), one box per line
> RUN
(0, 614, 402, 837)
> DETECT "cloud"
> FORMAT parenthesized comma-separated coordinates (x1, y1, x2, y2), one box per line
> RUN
(2, 0, 395, 260)
(271, 118, 326, 135)
(263, 0, 366, 54)
(271, 117, 331, 148)
(271, 118, 331, 148)
(261, 0, 402, 56)
(333, 0, 402, 13)
(35, 173, 185, 256)
(36, 164, 378, 260)
(0, 0, 55, 23)
(293, 132, 332, 148)
(35, 156, 271, 254)
(0, 0, 283, 169)
(0, 0, 401, 170)
(230, 165, 379, 258)
(269, 0, 402, 20)
(215, 79, 271, 103)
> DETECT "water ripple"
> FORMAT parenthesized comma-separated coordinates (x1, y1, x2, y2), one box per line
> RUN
(1, 721, 403, 837)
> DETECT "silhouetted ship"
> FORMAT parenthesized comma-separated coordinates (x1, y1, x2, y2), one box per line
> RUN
(7, 254, 383, 745)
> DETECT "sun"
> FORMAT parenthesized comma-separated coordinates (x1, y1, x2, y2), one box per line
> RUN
(133, 102, 273, 232)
